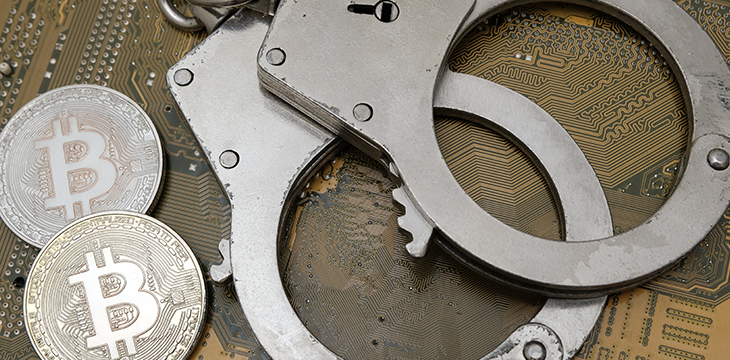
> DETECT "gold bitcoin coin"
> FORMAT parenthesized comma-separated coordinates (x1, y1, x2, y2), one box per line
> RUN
(0, 84, 164, 248)
(24, 212, 206, 360)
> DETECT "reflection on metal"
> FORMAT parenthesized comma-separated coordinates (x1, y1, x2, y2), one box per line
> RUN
(257, 0, 730, 297)
(160, 0, 276, 33)
(169, 8, 606, 360)
(210, 239, 232, 283)
(157, 0, 204, 32)
(168, 11, 339, 359)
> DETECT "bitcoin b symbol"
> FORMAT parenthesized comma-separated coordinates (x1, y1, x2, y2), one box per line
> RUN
(68, 247, 159, 359)
(35, 112, 117, 221)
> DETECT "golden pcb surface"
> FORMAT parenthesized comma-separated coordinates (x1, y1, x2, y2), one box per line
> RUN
(0, 0, 729, 359)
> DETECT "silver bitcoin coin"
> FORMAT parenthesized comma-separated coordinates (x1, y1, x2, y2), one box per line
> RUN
(0, 84, 164, 248)
(24, 211, 206, 360)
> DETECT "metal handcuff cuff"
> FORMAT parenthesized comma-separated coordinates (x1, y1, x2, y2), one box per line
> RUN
(163, 0, 730, 359)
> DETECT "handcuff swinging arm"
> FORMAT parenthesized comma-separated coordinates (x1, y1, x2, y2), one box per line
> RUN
(167, 7, 604, 360)
(256, 0, 730, 297)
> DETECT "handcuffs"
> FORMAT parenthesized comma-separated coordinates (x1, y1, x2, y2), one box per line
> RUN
(162, 1, 730, 359)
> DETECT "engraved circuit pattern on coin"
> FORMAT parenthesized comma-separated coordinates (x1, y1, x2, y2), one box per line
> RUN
(24, 212, 206, 360)
(0, 85, 164, 248)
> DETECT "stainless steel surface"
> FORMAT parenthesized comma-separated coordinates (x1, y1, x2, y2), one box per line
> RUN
(257, 0, 475, 162)
(190, 4, 239, 33)
(186, 0, 254, 8)
(392, 187, 432, 258)
(484, 324, 562, 360)
(219, 150, 240, 169)
(169, 9, 605, 360)
(433, 68, 610, 360)
(0, 85, 164, 248)
(257, 0, 730, 297)
(168, 11, 340, 359)
(244, 0, 279, 17)
(265, 48, 286, 66)
(484, 296, 606, 360)
(399, 68, 613, 254)
(708, 148, 730, 171)
(157, 0, 204, 32)
(522, 342, 546, 360)
(174, 68, 194, 86)
(352, 103, 373, 122)
(160, 0, 277, 30)
(524, 297, 607, 360)
(24, 211, 206, 360)
(210, 238, 232, 283)
(435, 69, 613, 243)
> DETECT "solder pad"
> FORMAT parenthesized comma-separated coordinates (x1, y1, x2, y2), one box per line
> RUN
(0, 1, 728, 360)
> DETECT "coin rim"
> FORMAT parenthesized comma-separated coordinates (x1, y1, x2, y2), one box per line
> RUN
(0, 84, 165, 248)
(23, 210, 207, 360)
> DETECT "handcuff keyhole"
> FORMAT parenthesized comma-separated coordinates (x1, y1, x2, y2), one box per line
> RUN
(347, 1, 399, 23)
(347, 4, 375, 15)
